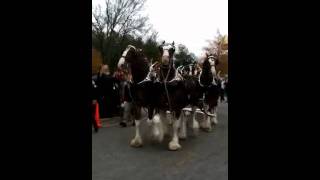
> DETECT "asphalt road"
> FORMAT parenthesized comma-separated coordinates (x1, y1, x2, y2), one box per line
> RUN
(93, 102, 228, 180)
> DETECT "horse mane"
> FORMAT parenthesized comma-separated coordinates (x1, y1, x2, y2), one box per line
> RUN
(200, 58, 214, 86)
(128, 49, 150, 83)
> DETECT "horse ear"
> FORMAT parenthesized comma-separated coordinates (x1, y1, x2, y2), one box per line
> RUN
(172, 41, 175, 45)
(162, 41, 165, 45)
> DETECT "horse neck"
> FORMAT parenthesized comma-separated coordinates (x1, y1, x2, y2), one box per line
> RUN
(202, 60, 212, 75)
(200, 60, 214, 85)
(160, 61, 176, 82)
(130, 56, 149, 83)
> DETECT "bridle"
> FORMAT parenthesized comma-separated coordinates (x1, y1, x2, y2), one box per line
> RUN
(159, 43, 176, 113)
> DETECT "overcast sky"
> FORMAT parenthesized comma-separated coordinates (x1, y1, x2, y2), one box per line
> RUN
(92, 0, 228, 57)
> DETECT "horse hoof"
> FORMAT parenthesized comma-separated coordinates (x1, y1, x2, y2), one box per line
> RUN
(130, 138, 143, 147)
(178, 130, 187, 140)
(169, 141, 181, 151)
(201, 127, 212, 132)
(146, 119, 152, 126)
(212, 118, 218, 125)
(152, 133, 164, 143)
(120, 122, 127, 127)
(178, 134, 187, 140)
(193, 121, 200, 129)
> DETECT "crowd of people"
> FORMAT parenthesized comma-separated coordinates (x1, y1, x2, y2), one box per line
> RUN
(92, 64, 134, 132)
(92, 64, 228, 133)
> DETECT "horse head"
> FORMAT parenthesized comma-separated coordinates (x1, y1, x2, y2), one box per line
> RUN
(158, 41, 175, 66)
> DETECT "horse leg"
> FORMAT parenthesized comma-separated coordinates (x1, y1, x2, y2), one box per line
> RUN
(202, 106, 212, 132)
(169, 111, 182, 151)
(191, 106, 199, 136)
(130, 119, 143, 147)
(152, 113, 164, 143)
(200, 105, 212, 132)
(211, 106, 218, 125)
(178, 111, 187, 140)
(166, 110, 173, 125)
(147, 106, 154, 126)
(130, 106, 143, 147)
(159, 110, 170, 137)
(204, 113, 212, 132)
(121, 101, 131, 126)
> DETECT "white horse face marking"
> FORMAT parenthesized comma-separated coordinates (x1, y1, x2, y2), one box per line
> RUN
(162, 45, 172, 56)
(208, 55, 217, 75)
(208, 55, 216, 66)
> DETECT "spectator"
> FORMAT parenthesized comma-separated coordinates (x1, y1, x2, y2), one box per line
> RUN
(96, 64, 118, 118)
(114, 68, 134, 127)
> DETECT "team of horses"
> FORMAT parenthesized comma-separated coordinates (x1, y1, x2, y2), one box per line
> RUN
(117, 41, 222, 151)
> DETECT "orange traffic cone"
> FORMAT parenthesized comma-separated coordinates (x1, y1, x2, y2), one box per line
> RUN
(94, 102, 103, 128)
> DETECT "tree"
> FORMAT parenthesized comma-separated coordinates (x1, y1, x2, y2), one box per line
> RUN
(203, 29, 226, 58)
(174, 44, 196, 67)
(202, 30, 228, 76)
(143, 30, 160, 62)
(92, 5, 107, 62)
(92, 0, 150, 65)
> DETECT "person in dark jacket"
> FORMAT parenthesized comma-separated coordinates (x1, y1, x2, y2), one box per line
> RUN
(114, 68, 134, 127)
(120, 81, 134, 127)
(96, 64, 118, 118)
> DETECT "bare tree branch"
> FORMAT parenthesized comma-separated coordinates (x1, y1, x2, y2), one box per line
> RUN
(92, 0, 149, 63)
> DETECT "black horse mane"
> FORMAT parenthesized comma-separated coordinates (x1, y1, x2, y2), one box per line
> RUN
(200, 57, 214, 87)
(127, 49, 150, 83)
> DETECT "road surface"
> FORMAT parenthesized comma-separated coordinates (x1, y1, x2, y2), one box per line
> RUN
(93, 102, 228, 180)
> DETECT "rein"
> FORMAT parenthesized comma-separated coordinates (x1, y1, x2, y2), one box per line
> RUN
(160, 62, 173, 113)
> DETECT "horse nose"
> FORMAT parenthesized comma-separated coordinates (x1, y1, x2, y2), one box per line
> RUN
(162, 54, 169, 59)
(161, 55, 169, 63)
